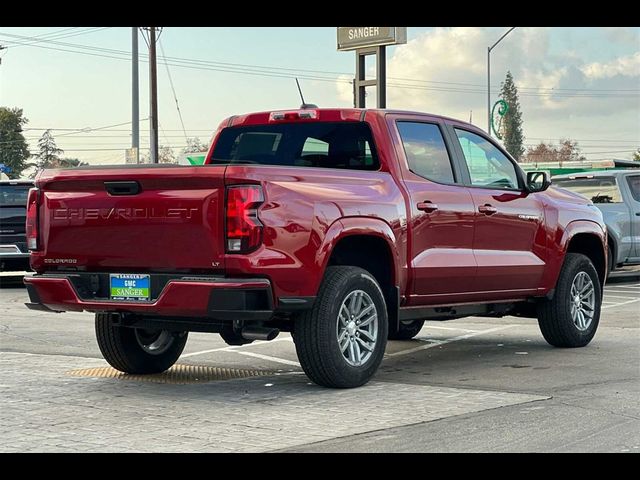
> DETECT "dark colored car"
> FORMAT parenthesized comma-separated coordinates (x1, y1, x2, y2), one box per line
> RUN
(0, 180, 33, 272)
(24, 108, 607, 388)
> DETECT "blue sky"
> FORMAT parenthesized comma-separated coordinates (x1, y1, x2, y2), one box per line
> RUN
(0, 27, 638, 164)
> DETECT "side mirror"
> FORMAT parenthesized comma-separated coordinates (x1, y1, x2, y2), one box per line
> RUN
(526, 171, 551, 193)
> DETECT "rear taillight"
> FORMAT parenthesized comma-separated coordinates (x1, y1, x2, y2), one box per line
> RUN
(26, 187, 40, 251)
(225, 185, 264, 253)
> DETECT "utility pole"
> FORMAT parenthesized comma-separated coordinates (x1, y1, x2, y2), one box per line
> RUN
(148, 27, 159, 164)
(487, 27, 516, 136)
(0, 45, 6, 104)
(131, 28, 139, 164)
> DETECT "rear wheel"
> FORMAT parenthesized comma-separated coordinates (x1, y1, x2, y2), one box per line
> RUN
(537, 253, 601, 348)
(95, 313, 188, 374)
(293, 266, 388, 388)
(388, 319, 425, 340)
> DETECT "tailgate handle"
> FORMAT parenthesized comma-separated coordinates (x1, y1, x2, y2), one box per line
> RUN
(104, 181, 141, 196)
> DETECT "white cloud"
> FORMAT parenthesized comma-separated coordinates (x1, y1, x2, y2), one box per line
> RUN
(336, 27, 640, 155)
(581, 52, 640, 79)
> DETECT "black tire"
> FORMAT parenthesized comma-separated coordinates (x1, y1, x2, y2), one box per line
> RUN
(537, 253, 601, 348)
(95, 313, 188, 374)
(293, 266, 388, 388)
(388, 319, 425, 340)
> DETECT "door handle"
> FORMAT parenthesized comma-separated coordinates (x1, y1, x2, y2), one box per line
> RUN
(104, 181, 141, 196)
(417, 201, 439, 213)
(478, 204, 498, 215)
(636, 212, 640, 216)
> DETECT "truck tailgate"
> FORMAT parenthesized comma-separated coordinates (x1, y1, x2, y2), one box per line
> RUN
(33, 165, 226, 273)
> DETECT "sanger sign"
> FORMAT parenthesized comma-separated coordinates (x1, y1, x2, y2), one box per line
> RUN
(337, 27, 407, 51)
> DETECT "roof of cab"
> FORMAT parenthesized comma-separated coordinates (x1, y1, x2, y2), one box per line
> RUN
(227, 107, 480, 130)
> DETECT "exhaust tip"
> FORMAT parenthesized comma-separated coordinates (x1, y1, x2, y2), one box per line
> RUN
(241, 327, 280, 342)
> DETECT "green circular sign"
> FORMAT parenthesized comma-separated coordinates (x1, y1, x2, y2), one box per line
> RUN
(491, 100, 509, 140)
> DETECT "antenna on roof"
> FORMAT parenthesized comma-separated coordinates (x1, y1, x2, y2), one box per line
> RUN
(296, 78, 318, 109)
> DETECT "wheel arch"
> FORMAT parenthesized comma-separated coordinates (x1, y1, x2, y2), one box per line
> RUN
(317, 217, 401, 332)
(563, 227, 607, 287)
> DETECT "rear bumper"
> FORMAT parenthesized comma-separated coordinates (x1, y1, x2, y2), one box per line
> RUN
(24, 274, 274, 320)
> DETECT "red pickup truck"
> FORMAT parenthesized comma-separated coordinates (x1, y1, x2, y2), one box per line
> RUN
(24, 108, 607, 388)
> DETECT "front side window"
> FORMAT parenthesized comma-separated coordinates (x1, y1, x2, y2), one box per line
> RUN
(397, 122, 455, 184)
(553, 176, 623, 204)
(454, 129, 520, 190)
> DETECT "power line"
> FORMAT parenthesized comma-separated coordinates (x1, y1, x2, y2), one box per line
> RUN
(54, 118, 149, 137)
(159, 39, 188, 143)
(7, 29, 639, 93)
(4, 28, 111, 48)
(1, 31, 637, 98)
(0, 119, 150, 145)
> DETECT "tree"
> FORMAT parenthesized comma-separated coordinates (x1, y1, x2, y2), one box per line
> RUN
(33, 130, 63, 176)
(0, 107, 31, 179)
(522, 142, 556, 163)
(632, 148, 640, 162)
(57, 158, 89, 168)
(141, 145, 177, 164)
(557, 139, 586, 164)
(499, 71, 525, 161)
(182, 137, 207, 154)
(523, 139, 586, 165)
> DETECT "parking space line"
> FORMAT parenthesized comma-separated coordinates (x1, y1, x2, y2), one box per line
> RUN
(602, 298, 640, 309)
(423, 325, 479, 333)
(181, 336, 293, 358)
(231, 350, 301, 367)
(386, 325, 515, 358)
(602, 295, 638, 299)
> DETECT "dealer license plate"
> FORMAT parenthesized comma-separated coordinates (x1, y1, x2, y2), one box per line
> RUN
(110, 274, 150, 301)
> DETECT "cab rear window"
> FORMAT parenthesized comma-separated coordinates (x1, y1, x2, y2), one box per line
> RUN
(553, 177, 623, 204)
(0, 185, 30, 207)
(211, 122, 379, 170)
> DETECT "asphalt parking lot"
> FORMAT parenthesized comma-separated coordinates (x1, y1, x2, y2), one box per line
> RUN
(1, 271, 638, 452)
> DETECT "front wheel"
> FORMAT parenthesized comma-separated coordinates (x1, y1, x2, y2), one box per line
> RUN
(95, 313, 188, 374)
(293, 266, 388, 388)
(537, 253, 602, 348)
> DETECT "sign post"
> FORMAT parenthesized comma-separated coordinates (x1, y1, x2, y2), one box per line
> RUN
(125, 147, 139, 165)
(337, 27, 407, 109)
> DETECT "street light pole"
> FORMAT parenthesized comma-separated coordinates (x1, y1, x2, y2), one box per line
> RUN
(487, 27, 516, 136)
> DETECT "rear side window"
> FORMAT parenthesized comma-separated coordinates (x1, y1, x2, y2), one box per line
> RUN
(211, 122, 379, 170)
(397, 122, 455, 184)
(626, 175, 640, 202)
(553, 177, 623, 204)
(0, 185, 30, 206)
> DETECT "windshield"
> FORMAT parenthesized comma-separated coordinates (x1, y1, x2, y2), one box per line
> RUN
(553, 177, 622, 204)
(210, 122, 379, 170)
(0, 185, 30, 207)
